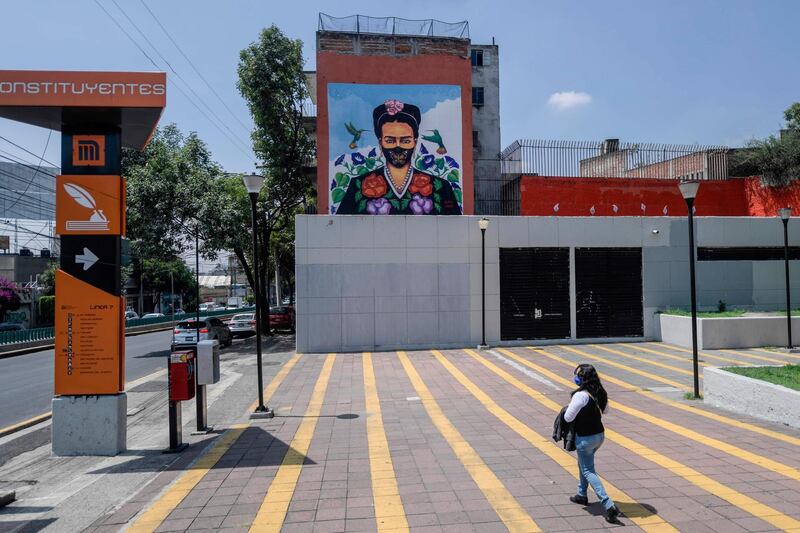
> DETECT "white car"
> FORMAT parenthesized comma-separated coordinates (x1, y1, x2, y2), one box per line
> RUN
(142, 313, 165, 319)
(227, 313, 256, 338)
(125, 310, 139, 320)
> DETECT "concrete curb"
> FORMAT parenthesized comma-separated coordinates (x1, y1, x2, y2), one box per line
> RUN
(704, 366, 800, 429)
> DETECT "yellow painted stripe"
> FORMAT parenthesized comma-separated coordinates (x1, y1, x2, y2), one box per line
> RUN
(495, 348, 800, 483)
(722, 348, 796, 365)
(128, 424, 247, 533)
(591, 343, 699, 378)
(526, 347, 800, 450)
(559, 345, 689, 391)
(653, 342, 789, 365)
(438, 350, 679, 531)
(397, 351, 540, 533)
(247, 353, 302, 412)
(625, 343, 755, 368)
(477, 349, 800, 530)
(751, 347, 800, 361)
(363, 352, 409, 532)
(250, 354, 336, 533)
(0, 412, 52, 438)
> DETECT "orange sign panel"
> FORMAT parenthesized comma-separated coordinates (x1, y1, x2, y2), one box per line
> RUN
(72, 135, 105, 166)
(56, 175, 124, 236)
(0, 70, 166, 108)
(54, 270, 124, 395)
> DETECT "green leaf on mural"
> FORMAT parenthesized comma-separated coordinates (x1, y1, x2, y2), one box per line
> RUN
(357, 165, 369, 176)
(366, 157, 376, 170)
(454, 189, 463, 203)
(400, 198, 410, 210)
(358, 198, 367, 212)
(337, 174, 350, 188)
(434, 192, 441, 204)
(436, 158, 445, 170)
(434, 201, 442, 212)
(389, 199, 400, 210)
(448, 169, 460, 181)
(434, 179, 442, 191)
(332, 187, 346, 204)
(355, 190, 363, 202)
(355, 179, 362, 189)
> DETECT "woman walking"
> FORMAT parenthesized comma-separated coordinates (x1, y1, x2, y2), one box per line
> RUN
(564, 363, 620, 523)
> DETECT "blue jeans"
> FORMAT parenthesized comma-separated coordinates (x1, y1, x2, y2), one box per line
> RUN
(576, 432, 615, 510)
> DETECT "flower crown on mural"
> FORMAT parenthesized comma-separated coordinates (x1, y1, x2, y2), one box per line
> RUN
(378, 99, 418, 126)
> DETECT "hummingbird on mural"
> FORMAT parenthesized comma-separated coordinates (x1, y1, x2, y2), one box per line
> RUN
(344, 122, 367, 149)
(422, 129, 447, 154)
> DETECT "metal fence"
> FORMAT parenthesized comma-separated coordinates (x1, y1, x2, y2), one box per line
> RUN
(0, 307, 255, 347)
(500, 139, 731, 181)
(318, 14, 469, 39)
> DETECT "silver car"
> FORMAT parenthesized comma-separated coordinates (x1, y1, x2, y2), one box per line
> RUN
(171, 316, 232, 351)
(227, 313, 256, 338)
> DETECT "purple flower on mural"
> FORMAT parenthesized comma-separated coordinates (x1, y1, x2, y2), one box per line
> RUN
(367, 147, 376, 158)
(366, 198, 391, 215)
(409, 193, 433, 215)
(334, 153, 346, 166)
(444, 156, 459, 169)
(330, 205, 337, 214)
(351, 152, 366, 165)
(420, 143, 429, 155)
(421, 154, 435, 169)
(451, 181, 461, 190)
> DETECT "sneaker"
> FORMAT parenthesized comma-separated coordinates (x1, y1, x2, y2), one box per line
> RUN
(605, 505, 621, 523)
(569, 494, 588, 505)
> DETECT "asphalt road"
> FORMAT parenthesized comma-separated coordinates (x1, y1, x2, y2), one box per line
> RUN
(0, 329, 175, 430)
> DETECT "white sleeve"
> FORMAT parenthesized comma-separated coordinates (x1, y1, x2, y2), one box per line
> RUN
(564, 391, 589, 423)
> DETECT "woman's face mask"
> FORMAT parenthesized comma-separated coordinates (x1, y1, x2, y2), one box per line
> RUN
(573, 375, 582, 386)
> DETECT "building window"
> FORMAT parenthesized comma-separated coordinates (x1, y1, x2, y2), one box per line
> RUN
(470, 49, 483, 66)
(472, 87, 484, 106)
(472, 130, 480, 148)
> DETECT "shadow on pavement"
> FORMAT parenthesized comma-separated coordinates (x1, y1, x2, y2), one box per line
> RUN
(87, 426, 314, 475)
(0, 518, 57, 532)
(585, 501, 659, 520)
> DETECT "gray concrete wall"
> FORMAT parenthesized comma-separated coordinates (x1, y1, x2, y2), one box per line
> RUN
(470, 44, 502, 215)
(296, 215, 800, 353)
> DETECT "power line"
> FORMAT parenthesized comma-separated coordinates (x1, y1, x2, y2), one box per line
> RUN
(0, 135, 60, 169)
(137, 0, 252, 135)
(94, 0, 255, 163)
(2, 130, 53, 215)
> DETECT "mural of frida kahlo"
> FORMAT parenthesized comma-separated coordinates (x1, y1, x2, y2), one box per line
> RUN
(332, 98, 463, 215)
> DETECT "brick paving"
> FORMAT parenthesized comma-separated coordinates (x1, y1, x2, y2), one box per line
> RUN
(120, 344, 800, 532)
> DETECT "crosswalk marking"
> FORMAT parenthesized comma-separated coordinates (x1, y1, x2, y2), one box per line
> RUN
(436, 349, 680, 531)
(468, 349, 800, 531)
(591, 343, 699, 378)
(397, 351, 541, 533)
(620, 343, 754, 367)
(250, 354, 336, 533)
(559, 344, 689, 390)
(495, 348, 800, 483)
(535, 345, 800, 446)
(654, 342, 790, 365)
(363, 352, 409, 532)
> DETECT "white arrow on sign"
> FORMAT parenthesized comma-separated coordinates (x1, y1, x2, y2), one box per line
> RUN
(75, 247, 99, 271)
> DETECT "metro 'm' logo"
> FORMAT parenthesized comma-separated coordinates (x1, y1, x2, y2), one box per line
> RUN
(72, 135, 105, 166)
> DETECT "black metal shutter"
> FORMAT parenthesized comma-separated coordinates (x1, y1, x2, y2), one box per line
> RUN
(500, 248, 570, 340)
(575, 248, 643, 338)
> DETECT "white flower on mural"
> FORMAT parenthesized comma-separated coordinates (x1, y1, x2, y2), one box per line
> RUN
(553, 203, 560, 213)
(590, 205, 596, 216)
(612, 204, 619, 213)
(663, 205, 669, 215)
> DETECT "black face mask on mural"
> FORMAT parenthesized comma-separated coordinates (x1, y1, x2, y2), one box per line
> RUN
(382, 146, 414, 168)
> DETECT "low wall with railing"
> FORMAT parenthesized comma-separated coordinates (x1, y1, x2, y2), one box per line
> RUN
(0, 307, 255, 351)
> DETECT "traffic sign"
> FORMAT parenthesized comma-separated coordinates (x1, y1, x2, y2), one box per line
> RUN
(56, 175, 125, 236)
(59, 235, 121, 296)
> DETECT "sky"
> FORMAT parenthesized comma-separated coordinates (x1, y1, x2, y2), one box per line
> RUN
(1, 0, 799, 176)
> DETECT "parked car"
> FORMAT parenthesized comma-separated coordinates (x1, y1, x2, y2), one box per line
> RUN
(227, 312, 256, 338)
(171, 316, 232, 351)
(125, 310, 139, 320)
(0, 322, 25, 332)
(142, 313, 165, 319)
(269, 306, 295, 331)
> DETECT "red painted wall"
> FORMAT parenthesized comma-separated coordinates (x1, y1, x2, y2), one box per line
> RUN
(519, 176, 799, 217)
(316, 52, 474, 215)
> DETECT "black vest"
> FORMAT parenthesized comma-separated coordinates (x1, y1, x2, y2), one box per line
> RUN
(573, 394, 605, 437)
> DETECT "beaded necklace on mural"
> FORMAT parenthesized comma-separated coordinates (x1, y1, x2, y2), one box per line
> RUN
(383, 164, 414, 198)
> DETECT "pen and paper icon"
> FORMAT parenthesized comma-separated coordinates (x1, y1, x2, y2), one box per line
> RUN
(63, 183, 109, 231)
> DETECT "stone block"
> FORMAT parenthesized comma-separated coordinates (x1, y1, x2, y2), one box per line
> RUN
(52, 394, 127, 456)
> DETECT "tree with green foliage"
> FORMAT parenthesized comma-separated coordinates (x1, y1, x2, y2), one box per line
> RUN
(738, 102, 800, 186)
(237, 25, 314, 328)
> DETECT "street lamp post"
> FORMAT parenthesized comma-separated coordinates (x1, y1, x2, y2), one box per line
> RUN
(780, 207, 793, 349)
(243, 174, 273, 418)
(478, 218, 490, 348)
(679, 181, 701, 398)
